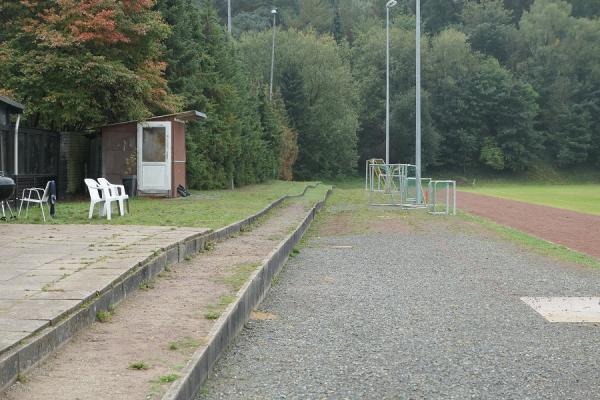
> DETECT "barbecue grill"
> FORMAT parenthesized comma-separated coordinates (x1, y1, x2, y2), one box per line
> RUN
(0, 175, 16, 220)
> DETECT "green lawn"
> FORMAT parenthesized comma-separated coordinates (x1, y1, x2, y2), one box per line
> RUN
(461, 184, 600, 215)
(10, 180, 320, 229)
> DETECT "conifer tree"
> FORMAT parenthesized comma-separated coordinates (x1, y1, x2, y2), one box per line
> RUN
(157, 0, 293, 188)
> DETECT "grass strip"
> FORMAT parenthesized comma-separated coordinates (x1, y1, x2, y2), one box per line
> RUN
(459, 211, 600, 270)
(10, 180, 318, 229)
(461, 184, 600, 216)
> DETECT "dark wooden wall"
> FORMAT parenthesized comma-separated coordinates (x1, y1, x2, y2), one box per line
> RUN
(101, 122, 137, 186)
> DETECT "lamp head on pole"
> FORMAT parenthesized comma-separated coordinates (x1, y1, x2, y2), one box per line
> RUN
(386, 0, 397, 8)
(271, 8, 277, 14)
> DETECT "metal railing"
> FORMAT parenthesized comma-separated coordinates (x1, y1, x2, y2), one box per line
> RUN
(427, 180, 456, 215)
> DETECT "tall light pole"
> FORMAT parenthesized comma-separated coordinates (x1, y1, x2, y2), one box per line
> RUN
(415, 0, 422, 204)
(269, 8, 277, 101)
(227, 0, 232, 35)
(385, 0, 397, 165)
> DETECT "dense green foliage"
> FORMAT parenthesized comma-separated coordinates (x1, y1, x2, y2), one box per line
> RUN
(156, 0, 295, 188)
(1, 0, 599, 185)
(237, 29, 359, 178)
(222, 0, 600, 174)
(1, 0, 296, 189)
(0, 0, 179, 131)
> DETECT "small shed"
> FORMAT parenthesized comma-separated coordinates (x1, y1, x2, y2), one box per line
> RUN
(100, 111, 206, 198)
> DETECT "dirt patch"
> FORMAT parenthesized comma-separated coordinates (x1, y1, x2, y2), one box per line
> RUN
(250, 311, 278, 321)
(316, 212, 355, 236)
(369, 215, 413, 233)
(1, 201, 310, 400)
(459, 191, 600, 260)
(316, 211, 412, 236)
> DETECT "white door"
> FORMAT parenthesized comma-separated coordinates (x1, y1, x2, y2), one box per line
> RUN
(137, 122, 171, 193)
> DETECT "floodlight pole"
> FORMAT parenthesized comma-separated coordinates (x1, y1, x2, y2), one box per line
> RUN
(386, 5, 390, 165)
(415, 0, 422, 204)
(385, 0, 397, 165)
(269, 8, 277, 101)
(227, 0, 232, 35)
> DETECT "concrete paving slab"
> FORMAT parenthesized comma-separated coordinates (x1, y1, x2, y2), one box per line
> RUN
(521, 297, 600, 322)
(0, 333, 25, 350)
(0, 270, 27, 282)
(87, 258, 143, 271)
(31, 266, 85, 273)
(49, 274, 119, 293)
(0, 290, 39, 301)
(23, 270, 76, 277)
(0, 318, 48, 333)
(0, 281, 47, 292)
(0, 224, 209, 356)
(29, 290, 93, 301)
(4, 254, 61, 266)
(3, 299, 80, 322)
(0, 301, 14, 314)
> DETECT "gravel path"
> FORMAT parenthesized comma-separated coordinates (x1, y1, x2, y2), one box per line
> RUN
(459, 191, 600, 259)
(199, 225, 600, 399)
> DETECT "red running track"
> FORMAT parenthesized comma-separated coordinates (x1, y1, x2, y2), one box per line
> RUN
(458, 191, 600, 260)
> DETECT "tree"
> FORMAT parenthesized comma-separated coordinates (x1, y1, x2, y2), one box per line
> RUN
(331, 0, 343, 44)
(518, 0, 599, 166)
(337, 0, 379, 43)
(158, 0, 292, 188)
(428, 29, 539, 171)
(460, 0, 518, 65)
(568, 0, 600, 18)
(470, 58, 540, 170)
(238, 29, 359, 179)
(259, 92, 299, 180)
(421, 0, 463, 33)
(231, 11, 272, 36)
(0, 0, 179, 131)
(279, 64, 307, 130)
(480, 137, 505, 170)
(503, 0, 534, 22)
(351, 20, 439, 167)
(289, 0, 334, 33)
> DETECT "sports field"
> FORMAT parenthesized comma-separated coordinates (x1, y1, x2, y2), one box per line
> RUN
(461, 184, 600, 216)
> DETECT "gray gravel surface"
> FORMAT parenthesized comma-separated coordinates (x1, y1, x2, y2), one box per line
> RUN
(198, 229, 600, 399)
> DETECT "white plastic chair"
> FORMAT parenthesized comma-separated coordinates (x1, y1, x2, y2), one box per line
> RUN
(97, 177, 129, 216)
(84, 178, 117, 220)
(19, 181, 51, 222)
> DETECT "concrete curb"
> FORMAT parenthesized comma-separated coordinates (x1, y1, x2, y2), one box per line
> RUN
(162, 187, 333, 400)
(0, 183, 322, 392)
